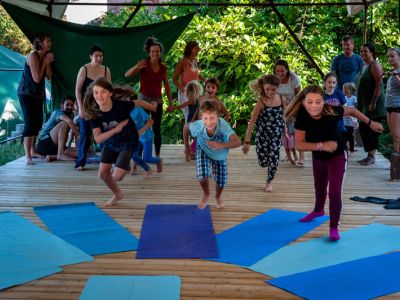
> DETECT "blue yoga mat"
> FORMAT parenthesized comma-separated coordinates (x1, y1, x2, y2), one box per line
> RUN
(250, 223, 400, 277)
(208, 208, 328, 267)
(269, 251, 400, 300)
(79, 275, 181, 300)
(137, 204, 219, 259)
(34, 202, 138, 255)
(0, 211, 92, 289)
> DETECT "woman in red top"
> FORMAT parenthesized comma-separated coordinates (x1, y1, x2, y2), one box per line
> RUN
(125, 37, 173, 156)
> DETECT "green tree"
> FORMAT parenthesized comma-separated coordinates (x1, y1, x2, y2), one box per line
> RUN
(0, 7, 31, 54)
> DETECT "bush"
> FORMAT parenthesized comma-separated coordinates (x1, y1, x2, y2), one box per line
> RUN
(0, 141, 24, 166)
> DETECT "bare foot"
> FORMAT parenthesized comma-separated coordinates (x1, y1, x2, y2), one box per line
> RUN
(45, 155, 55, 162)
(296, 159, 304, 166)
(75, 166, 84, 171)
(130, 163, 137, 175)
(57, 154, 75, 161)
(216, 196, 225, 209)
(104, 192, 124, 207)
(265, 182, 273, 192)
(25, 157, 36, 165)
(289, 159, 296, 165)
(30, 152, 43, 159)
(184, 149, 190, 161)
(156, 158, 163, 173)
(143, 169, 154, 179)
(198, 194, 209, 209)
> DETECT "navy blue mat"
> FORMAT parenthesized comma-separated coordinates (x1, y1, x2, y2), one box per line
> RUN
(34, 202, 138, 255)
(137, 204, 219, 259)
(269, 251, 400, 300)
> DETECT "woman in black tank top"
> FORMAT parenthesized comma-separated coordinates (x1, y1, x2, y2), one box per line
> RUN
(74, 44, 112, 171)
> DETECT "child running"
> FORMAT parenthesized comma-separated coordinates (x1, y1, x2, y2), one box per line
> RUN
(189, 100, 241, 209)
(342, 82, 358, 153)
(285, 85, 383, 241)
(242, 75, 287, 192)
(81, 77, 156, 207)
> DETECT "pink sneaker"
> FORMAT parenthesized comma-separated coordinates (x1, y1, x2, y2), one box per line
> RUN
(299, 210, 325, 222)
(329, 228, 340, 241)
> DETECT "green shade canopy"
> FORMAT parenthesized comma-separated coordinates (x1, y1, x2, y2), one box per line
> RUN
(3, 2, 194, 106)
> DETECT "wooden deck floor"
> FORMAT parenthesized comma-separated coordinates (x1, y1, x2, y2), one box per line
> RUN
(1, 145, 399, 300)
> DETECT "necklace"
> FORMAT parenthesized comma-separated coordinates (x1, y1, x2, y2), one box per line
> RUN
(188, 59, 197, 72)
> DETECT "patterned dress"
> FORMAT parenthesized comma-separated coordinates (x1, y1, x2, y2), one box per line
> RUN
(255, 103, 285, 183)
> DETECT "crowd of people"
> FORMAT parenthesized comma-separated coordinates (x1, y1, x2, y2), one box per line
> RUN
(18, 32, 399, 241)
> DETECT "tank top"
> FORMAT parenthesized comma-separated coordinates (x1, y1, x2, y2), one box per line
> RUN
(81, 65, 108, 98)
(181, 59, 200, 87)
(17, 51, 45, 99)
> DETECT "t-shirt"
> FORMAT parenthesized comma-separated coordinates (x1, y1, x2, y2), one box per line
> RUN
(343, 95, 357, 127)
(324, 90, 347, 132)
(330, 53, 364, 90)
(385, 67, 400, 108)
(189, 118, 235, 161)
(277, 71, 301, 102)
(90, 100, 138, 152)
(140, 62, 166, 98)
(130, 107, 153, 143)
(39, 109, 66, 140)
(295, 105, 345, 161)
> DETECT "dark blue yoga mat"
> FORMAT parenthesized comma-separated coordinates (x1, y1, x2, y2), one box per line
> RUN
(208, 208, 329, 267)
(137, 204, 219, 259)
(34, 202, 138, 255)
(269, 251, 400, 300)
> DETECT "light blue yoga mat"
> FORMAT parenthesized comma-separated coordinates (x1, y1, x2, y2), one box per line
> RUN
(0, 211, 93, 290)
(79, 275, 181, 300)
(208, 208, 328, 267)
(34, 202, 138, 255)
(250, 223, 400, 277)
(269, 251, 400, 300)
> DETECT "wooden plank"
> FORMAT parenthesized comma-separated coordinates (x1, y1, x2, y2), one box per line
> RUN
(0, 145, 399, 299)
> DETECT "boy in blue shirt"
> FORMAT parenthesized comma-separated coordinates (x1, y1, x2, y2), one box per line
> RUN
(190, 100, 241, 209)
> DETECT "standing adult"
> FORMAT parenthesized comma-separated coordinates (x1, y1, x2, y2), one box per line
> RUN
(386, 48, 400, 156)
(356, 43, 385, 165)
(173, 40, 205, 121)
(330, 35, 364, 91)
(17, 32, 54, 165)
(75, 44, 111, 171)
(125, 37, 173, 157)
(273, 59, 304, 165)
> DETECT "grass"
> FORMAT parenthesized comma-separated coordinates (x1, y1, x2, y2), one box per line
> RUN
(0, 141, 24, 166)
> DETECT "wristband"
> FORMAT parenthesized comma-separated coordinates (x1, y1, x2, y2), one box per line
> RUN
(316, 142, 323, 151)
(367, 119, 372, 127)
(243, 141, 250, 145)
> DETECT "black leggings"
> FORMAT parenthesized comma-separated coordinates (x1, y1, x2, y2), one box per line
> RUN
(19, 94, 43, 137)
(150, 103, 163, 155)
(359, 119, 382, 152)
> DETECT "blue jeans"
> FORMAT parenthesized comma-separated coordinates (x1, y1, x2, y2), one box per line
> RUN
(132, 140, 160, 171)
(75, 117, 91, 168)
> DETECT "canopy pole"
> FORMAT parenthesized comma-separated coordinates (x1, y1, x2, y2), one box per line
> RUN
(267, 0, 324, 78)
(123, 0, 143, 28)
(46, 0, 55, 18)
(363, 1, 368, 43)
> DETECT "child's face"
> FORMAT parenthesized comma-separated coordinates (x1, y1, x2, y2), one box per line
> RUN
(324, 76, 337, 92)
(343, 87, 351, 97)
(93, 85, 112, 107)
(206, 83, 218, 97)
(303, 92, 324, 119)
(201, 110, 219, 132)
(263, 84, 278, 99)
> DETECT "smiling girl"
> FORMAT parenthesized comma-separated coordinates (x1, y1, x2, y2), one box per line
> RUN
(285, 85, 383, 241)
(81, 77, 156, 207)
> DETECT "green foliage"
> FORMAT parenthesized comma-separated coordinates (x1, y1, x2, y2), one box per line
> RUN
(0, 141, 24, 166)
(0, 7, 31, 54)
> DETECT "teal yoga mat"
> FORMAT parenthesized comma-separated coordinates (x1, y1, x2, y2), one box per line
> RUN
(0, 211, 93, 289)
(269, 252, 400, 300)
(34, 202, 138, 255)
(250, 223, 400, 277)
(79, 275, 181, 300)
(208, 208, 328, 267)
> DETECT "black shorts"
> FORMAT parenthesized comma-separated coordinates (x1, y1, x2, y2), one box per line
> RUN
(37, 136, 57, 156)
(387, 107, 400, 113)
(100, 147, 132, 171)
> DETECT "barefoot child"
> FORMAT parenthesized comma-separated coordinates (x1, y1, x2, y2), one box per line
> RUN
(189, 100, 241, 209)
(130, 106, 163, 178)
(285, 85, 383, 241)
(81, 77, 156, 207)
(242, 75, 287, 192)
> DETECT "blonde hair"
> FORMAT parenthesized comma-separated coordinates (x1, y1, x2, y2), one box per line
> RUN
(285, 85, 336, 122)
(185, 80, 203, 102)
(342, 82, 356, 96)
(249, 74, 280, 99)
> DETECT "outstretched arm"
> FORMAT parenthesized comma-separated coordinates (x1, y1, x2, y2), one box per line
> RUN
(344, 106, 383, 133)
(133, 100, 157, 112)
(242, 101, 262, 154)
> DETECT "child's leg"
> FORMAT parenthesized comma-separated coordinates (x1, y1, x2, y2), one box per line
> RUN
(98, 162, 124, 207)
(183, 124, 190, 161)
(291, 148, 298, 162)
(265, 132, 281, 192)
(190, 139, 197, 159)
(196, 146, 211, 209)
(212, 158, 227, 208)
(132, 150, 151, 176)
(297, 150, 305, 165)
(142, 140, 160, 164)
